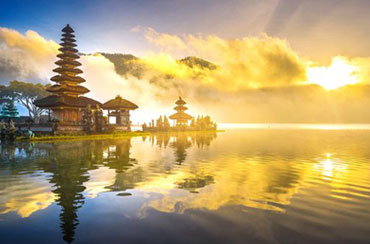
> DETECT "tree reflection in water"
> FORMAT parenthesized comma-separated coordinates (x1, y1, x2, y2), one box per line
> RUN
(0, 132, 217, 243)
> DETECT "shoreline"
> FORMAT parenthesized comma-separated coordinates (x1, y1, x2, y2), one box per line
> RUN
(15, 130, 223, 143)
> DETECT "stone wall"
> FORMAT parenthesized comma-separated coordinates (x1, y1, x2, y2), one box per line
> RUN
(17, 123, 84, 135)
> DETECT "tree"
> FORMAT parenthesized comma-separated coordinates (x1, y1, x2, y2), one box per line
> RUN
(157, 115, 163, 129)
(0, 80, 50, 123)
(0, 85, 12, 108)
(163, 116, 170, 130)
(190, 118, 196, 128)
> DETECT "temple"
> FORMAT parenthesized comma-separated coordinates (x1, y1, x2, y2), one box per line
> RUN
(143, 96, 217, 132)
(103, 95, 138, 131)
(34, 24, 101, 125)
(33, 24, 137, 134)
(169, 97, 193, 127)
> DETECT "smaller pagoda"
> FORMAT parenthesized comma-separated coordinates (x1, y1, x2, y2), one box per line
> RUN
(0, 102, 19, 121)
(102, 95, 138, 131)
(169, 97, 192, 127)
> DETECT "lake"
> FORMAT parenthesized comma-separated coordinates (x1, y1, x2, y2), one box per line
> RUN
(0, 127, 370, 243)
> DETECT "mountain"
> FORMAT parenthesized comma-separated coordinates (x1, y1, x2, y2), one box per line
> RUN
(99, 53, 217, 79)
(178, 56, 217, 70)
(99, 53, 144, 78)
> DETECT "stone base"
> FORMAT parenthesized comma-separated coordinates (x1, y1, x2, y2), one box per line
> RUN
(108, 125, 130, 132)
(54, 125, 84, 135)
(17, 123, 84, 135)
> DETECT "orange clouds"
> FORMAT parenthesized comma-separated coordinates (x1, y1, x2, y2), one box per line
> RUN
(2, 26, 370, 123)
(0, 28, 59, 60)
(0, 27, 58, 83)
(139, 28, 307, 90)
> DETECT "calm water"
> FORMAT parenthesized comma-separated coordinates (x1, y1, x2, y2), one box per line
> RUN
(0, 128, 370, 243)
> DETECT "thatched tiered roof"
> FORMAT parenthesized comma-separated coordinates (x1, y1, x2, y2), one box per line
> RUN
(102, 95, 138, 110)
(169, 97, 192, 121)
(34, 95, 102, 108)
(34, 24, 100, 109)
(47, 24, 89, 96)
(169, 112, 193, 120)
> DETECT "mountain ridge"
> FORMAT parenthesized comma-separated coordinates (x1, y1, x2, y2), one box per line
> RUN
(96, 53, 218, 79)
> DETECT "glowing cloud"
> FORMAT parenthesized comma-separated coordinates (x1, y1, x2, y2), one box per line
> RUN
(0, 27, 58, 83)
(306, 57, 359, 90)
(2, 26, 370, 123)
(0, 175, 56, 218)
(141, 28, 307, 90)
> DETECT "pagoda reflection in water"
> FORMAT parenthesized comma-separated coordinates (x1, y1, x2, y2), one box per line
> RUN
(0, 132, 217, 242)
(147, 132, 217, 164)
(0, 139, 136, 243)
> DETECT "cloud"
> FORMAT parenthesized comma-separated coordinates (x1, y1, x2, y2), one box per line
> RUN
(66, 27, 370, 124)
(80, 53, 177, 123)
(143, 27, 188, 52)
(2, 26, 370, 123)
(141, 28, 307, 90)
(0, 27, 58, 84)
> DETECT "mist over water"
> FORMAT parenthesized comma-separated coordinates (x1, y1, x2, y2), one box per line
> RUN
(0, 129, 370, 243)
(219, 123, 370, 130)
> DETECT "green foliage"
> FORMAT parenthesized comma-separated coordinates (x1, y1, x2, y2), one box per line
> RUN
(24, 131, 150, 142)
(0, 85, 7, 103)
(195, 115, 217, 130)
(0, 80, 50, 122)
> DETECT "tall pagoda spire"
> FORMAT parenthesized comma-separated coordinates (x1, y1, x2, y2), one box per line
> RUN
(47, 24, 89, 97)
(34, 24, 101, 124)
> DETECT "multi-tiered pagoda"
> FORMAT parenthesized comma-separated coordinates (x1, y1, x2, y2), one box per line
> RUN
(169, 97, 193, 127)
(34, 24, 101, 124)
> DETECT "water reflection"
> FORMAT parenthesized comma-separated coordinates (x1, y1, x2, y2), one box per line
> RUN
(34, 142, 93, 243)
(0, 130, 369, 243)
(0, 132, 217, 242)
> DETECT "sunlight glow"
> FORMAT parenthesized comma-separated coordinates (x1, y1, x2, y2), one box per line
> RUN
(306, 57, 359, 90)
(314, 156, 347, 180)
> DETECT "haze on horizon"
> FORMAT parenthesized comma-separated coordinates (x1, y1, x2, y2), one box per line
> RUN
(1, 0, 370, 124)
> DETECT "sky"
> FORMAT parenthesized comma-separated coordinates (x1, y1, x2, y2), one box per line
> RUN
(1, 0, 370, 123)
(2, 0, 370, 61)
